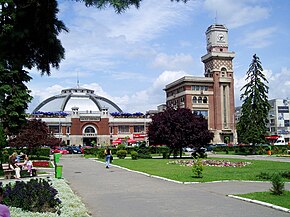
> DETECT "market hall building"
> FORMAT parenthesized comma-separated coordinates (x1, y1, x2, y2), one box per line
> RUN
(31, 87, 150, 146)
(164, 24, 237, 144)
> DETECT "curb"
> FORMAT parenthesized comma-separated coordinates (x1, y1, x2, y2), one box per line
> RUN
(228, 195, 290, 213)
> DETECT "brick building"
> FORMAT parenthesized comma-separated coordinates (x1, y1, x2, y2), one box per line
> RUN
(31, 88, 150, 146)
(164, 24, 237, 144)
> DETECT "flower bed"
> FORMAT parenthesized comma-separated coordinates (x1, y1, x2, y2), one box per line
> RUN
(168, 159, 251, 167)
(32, 161, 50, 167)
(5, 178, 90, 217)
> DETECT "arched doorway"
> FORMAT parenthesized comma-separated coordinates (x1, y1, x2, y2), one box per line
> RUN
(83, 125, 97, 146)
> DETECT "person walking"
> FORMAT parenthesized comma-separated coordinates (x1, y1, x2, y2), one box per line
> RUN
(104, 147, 112, 169)
(0, 187, 10, 217)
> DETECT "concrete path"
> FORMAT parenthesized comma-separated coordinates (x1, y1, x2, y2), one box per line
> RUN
(60, 155, 290, 217)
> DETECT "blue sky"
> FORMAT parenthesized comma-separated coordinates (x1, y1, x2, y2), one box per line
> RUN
(27, 0, 290, 113)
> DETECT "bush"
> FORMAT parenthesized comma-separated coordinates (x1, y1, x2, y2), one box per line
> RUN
(192, 158, 203, 178)
(137, 153, 152, 159)
(97, 148, 105, 159)
(84, 147, 98, 155)
(116, 150, 127, 159)
(131, 151, 138, 160)
(158, 146, 170, 159)
(256, 172, 272, 180)
(270, 173, 285, 195)
(117, 144, 126, 150)
(29, 155, 50, 161)
(280, 171, 290, 179)
(2, 179, 61, 213)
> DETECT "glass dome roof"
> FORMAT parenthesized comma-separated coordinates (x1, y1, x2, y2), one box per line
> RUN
(32, 88, 123, 113)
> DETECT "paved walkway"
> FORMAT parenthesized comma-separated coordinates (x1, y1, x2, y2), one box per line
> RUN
(60, 155, 290, 217)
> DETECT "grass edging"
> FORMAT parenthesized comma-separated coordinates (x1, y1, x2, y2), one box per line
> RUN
(228, 194, 290, 213)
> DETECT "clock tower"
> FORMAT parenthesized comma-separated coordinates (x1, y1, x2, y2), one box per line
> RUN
(201, 24, 236, 144)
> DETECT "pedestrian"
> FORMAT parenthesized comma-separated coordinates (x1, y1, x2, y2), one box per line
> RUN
(0, 187, 10, 217)
(104, 147, 112, 169)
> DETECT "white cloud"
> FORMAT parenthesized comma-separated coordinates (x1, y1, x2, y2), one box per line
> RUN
(203, 0, 270, 28)
(241, 27, 276, 48)
(152, 53, 195, 70)
(234, 67, 290, 107)
(266, 67, 290, 100)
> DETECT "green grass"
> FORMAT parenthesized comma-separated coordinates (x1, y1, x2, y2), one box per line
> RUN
(236, 191, 290, 209)
(111, 157, 290, 183)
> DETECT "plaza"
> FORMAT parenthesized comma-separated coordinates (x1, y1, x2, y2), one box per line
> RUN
(60, 155, 290, 217)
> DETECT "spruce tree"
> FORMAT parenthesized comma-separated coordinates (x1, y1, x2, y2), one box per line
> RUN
(237, 54, 271, 145)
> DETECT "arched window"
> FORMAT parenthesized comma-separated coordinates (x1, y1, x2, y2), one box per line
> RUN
(203, 97, 208, 103)
(85, 126, 95, 133)
(221, 67, 227, 77)
(198, 97, 202, 103)
(192, 96, 197, 104)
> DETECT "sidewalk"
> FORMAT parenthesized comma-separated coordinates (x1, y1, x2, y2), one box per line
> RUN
(60, 156, 290, 217)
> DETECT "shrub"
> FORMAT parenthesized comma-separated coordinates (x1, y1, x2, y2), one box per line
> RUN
(29, 155, 50, 161)
(280, 171, 290, 179)
(131, 151, 138, 160)
(192, 158, 203, 178)
(97, 148, 105, 159)
(270, 173, 285, 195)
(117, 144, 126, 150)
(158, 146, 170, 159)
(256, 172, 272, 180)
(84, 147, 98, 155)
(138, 153, 152, 159)
(2, 179, 61, 213)
(116, 150, 127, 159)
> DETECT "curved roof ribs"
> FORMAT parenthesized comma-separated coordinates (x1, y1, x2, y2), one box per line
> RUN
(95, 96, 123, 113)
(32, 96, 62, 113)
(88, 94, 102, 111)
(60, 93, 72, 111)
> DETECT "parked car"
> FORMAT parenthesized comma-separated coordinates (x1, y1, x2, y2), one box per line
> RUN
(66, 146, 82, 154)
(52, 147, 69, 155)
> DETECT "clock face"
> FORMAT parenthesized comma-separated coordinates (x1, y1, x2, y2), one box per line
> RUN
(217, 33, 225, 42)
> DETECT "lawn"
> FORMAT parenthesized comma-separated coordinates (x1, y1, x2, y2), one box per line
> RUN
(236, 191, 290, 209)
(111, 157, 290, 183)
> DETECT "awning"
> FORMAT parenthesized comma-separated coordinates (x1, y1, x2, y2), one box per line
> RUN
(112, 138, 122, 144)
(265, 135, 279, 140)
(127, 138, 137, 143)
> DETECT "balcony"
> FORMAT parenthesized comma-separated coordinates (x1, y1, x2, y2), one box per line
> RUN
(83, 133, 97, 137)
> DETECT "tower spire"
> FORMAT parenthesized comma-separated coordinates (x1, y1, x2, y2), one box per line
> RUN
(77, 72, 80, 88)
(215, 11, 218, 24)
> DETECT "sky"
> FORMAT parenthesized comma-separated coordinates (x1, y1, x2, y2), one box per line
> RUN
(27, 0, 290, 113)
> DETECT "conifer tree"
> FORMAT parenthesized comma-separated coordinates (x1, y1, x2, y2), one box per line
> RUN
(237, 54, 271, 145)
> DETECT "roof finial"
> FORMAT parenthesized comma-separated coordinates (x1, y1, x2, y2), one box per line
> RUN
(215, 10, 218, 24)
(77, 72, 80, 88)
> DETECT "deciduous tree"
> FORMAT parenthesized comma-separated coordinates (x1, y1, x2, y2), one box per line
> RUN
(9, 119, 61, 152)
(237, 54, 271, 145)
(148, 108, 213, 157)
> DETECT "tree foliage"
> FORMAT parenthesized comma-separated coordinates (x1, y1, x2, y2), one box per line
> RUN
(9, 119, 61, 150)
(78, 0, 189, 13)
(237, 54, 271, 144)
(148, 108, 213, 157)
(0, 0, 67, 135)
